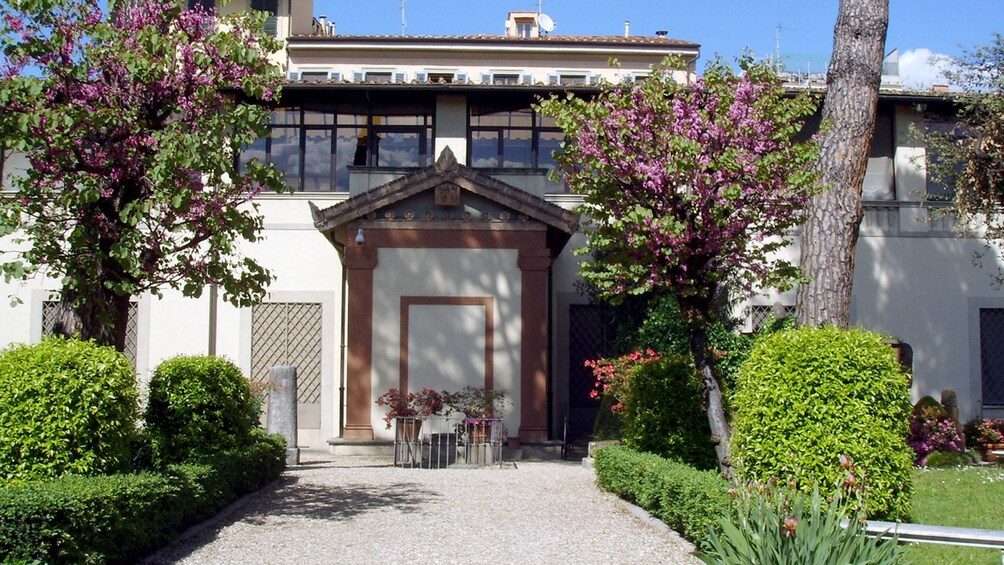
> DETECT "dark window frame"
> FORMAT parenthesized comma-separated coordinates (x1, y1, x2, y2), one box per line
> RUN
(467, 103, 560, 169)
(239, 102, 434, 192)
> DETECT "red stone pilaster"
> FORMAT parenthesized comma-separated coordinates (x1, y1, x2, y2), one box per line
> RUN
(517, 248, 551, 441)
(343, 243, 378, 440)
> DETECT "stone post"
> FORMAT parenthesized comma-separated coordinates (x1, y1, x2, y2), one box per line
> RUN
(267, 365, 300, 465)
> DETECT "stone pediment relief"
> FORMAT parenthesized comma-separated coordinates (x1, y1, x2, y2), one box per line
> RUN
(311, 147, 579, 248)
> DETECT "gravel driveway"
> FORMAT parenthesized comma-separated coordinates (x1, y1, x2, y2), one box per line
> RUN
(144, 453, 701, 565)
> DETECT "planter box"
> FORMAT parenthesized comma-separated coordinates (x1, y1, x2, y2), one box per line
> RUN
(979, 443, 1004, 463)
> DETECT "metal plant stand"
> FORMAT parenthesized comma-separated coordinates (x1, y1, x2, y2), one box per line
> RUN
(392, 416, 506, 469)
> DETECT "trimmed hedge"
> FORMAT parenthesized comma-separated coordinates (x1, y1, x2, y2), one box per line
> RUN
(731, 326, 914, 520)
(0, 431, 285, 564)
(145, 355, 260, 465)
(0, 338, 138, 484)
(594, 445, 729, 548)
(622, 355, 717, 470)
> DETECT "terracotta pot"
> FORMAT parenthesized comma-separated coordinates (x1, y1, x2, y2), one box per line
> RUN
(979, 443, 1004, 463)
(395, 418, 422, 442)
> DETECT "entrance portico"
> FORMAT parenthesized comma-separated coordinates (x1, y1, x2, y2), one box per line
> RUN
(311, 148, 578, 443)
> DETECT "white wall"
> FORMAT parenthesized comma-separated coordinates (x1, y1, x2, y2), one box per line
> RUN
(371, 247, 521, 440)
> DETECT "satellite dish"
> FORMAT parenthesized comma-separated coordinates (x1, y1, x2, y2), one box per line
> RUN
(537, 13, 556, 33)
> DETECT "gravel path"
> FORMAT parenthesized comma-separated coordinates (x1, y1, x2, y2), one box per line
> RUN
(144, 453, 701, 565)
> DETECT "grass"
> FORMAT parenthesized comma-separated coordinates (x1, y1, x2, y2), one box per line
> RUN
(905, 465, 1004, 564)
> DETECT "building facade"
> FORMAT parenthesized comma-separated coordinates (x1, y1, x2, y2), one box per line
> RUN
(2, 1, 1001, 450)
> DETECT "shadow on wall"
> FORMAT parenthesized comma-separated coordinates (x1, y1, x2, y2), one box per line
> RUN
(852, 231, 1004, 417)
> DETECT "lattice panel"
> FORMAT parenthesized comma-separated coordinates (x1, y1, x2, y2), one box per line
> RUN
(42, 300, 138, 368)
(980, 308, 1004, 406)
(251, 302, 322, 404)
(749, 304, 796, 333)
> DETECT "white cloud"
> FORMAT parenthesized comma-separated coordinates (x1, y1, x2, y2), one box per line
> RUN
(899, 48, 957, 91)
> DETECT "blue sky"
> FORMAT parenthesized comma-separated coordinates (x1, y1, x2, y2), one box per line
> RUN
(313, 0, 1004, 88)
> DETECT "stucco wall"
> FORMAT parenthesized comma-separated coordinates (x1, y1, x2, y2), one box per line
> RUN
(371, 247, 521, 440)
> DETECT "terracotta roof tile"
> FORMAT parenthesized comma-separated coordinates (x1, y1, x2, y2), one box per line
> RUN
(288, 33, 699, 49)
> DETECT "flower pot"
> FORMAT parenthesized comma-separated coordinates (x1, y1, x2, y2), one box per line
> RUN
(978, 443, 1004, 463)
(396, 417, 422, 442)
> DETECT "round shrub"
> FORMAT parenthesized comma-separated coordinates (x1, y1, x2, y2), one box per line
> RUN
(145, 355, 259, 464)
(731, 326, 914, 520)
(0, 337, 137, 483)
(622, 355, 717, 470)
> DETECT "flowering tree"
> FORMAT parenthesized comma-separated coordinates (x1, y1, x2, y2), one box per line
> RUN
(0, 0, 285, 351)
(539, 57, 819, 475)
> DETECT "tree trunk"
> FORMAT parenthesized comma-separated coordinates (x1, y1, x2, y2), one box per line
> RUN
(796, 0, 889, 328)
(690, 327, 732, 478)
(51, 277, 131, 353)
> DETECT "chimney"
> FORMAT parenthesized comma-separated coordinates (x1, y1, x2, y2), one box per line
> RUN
(655, 30, 668, 38)
(318, 15, 327, 34)
(931, 84, 949, 93)
(624, 20, 630, 38)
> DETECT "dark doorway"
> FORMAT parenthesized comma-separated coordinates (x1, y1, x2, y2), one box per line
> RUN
(567, 304, 610, 441)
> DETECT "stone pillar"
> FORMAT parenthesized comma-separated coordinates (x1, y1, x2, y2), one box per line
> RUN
(267, 365, 300, 465)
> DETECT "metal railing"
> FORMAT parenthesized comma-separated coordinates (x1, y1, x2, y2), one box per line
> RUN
(851, 520, 1004, 563)
(392, 416, 507, 469)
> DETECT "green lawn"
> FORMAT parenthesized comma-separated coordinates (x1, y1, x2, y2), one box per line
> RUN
(905, 466, 1004, 564)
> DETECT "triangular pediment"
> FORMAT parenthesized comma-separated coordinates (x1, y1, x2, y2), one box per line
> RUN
(311, 147, 580, 249)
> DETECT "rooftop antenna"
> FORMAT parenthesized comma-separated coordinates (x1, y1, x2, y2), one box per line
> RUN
(774, 23, 795, 74)
(401, 0, 406, 35)
(537, 0, 543, 14)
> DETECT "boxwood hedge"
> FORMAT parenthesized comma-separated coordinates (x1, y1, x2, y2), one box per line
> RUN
(0, 431, 285, 564)
(594, 445, 729, 549)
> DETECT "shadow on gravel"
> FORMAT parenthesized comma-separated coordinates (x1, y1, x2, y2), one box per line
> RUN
(143, 475, 440, 564)
(246, 477, 440, 523)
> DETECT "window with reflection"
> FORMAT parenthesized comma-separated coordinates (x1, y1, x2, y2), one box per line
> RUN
(239, 102, 433, 192)
(469, 102, 565, 191)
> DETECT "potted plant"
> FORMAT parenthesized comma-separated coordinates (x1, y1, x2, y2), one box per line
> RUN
(375, 387, 445, 440)
(444, 386, 509, 443)
(964, 418, 1004, 462)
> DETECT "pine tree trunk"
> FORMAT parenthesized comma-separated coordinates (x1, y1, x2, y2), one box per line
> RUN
(690, 327, 732, 478)
(796, 0, 889, 328)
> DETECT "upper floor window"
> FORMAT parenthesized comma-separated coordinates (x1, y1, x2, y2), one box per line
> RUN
(863, 108, 895, 200)
(515, 19, 534, 38)
(468, 102, 564, 192)
(924, 120, 963, 201)
(250, 0, 278, 36)
(239, 102, 434, 192)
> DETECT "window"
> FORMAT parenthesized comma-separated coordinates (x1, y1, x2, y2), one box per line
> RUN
(427, 72, 455, 84)
(365, 72, 393, 83)
(863, 108, 895, 200)
(469, 101, 565, 191)
(981, 309, 1004, 407)
(515, 19, 534, 38)
(925, 121, 963, 201)
(492, 73, 521, 85)
(251, 0, 277, 11)
(559, 74, 587, 86)
(300, 71, 330, 81)
(240, 102, 434, 191)
(249, 0, 278, 36)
